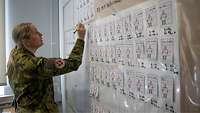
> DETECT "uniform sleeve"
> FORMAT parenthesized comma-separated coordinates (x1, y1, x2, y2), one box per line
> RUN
(17, 39, 85, 79)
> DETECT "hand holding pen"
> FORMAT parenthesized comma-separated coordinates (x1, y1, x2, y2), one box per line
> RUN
(74, 23, 86, 41)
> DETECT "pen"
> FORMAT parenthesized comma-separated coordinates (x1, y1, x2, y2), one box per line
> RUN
(73, 30, 77, 34)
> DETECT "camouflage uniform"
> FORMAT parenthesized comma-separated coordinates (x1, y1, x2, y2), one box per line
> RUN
(7, 39, 84, 113)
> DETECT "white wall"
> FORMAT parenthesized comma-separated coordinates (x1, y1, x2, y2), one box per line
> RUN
(0, 0, 6, 86)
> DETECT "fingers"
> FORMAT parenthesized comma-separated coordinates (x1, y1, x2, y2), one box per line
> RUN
(76, 23, 85, 31)
(75, 23, 86, 40)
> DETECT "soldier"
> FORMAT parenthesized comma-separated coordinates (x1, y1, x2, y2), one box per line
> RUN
(6, 22, 86, 113)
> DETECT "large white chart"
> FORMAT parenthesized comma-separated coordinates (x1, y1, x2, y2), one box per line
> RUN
(88, 0, 180, 113)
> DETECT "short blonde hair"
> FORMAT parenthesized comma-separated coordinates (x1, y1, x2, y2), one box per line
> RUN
(12, 23, 32, 44)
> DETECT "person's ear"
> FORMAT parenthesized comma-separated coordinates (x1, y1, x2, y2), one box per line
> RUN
(22, 38, 30, 47)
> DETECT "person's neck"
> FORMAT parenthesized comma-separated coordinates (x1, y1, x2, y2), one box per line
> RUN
(25, 47, 37, 54)
(18, 44, 37, 54)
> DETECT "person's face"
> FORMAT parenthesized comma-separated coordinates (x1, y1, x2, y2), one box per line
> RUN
(25, 24, 43, 49)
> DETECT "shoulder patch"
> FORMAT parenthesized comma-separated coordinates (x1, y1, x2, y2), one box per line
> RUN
(55, 59, 65, 69)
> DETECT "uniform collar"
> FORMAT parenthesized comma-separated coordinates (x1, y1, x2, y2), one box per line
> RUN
(15, 46, 35, 57)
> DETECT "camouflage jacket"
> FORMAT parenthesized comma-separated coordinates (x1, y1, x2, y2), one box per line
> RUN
(7, 39, 84, 113)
